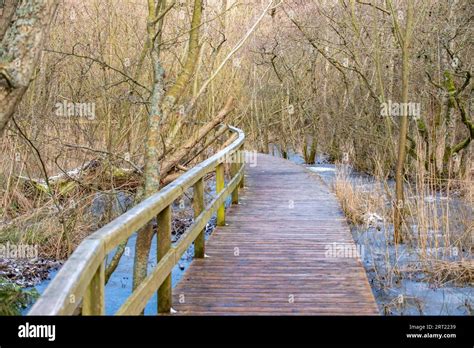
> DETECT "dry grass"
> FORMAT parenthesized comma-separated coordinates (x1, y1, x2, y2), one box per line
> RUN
(424, 260, 474, 286)
(1, 189, 107, 259)
(333, 162, 473, 287)
(333, 165, 386, 226)
(333, 175, 365, 225)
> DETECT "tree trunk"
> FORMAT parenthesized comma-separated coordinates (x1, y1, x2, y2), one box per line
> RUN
(133, 0, 204, 293)
(0, 0, 58, 135)
(133, 0, 167, 292)
(393, 0, 414, 244)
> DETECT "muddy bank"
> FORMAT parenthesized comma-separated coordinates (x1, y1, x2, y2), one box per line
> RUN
(0, 258, 61, 288)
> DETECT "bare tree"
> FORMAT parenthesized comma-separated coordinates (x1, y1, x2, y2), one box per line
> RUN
(388, 0, 414, 244)
(133, 0, 204, 292)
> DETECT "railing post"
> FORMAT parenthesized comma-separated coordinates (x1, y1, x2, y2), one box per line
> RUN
(216, 162, 225, 226)
(157, 205, 172, 314)
(193, 178, 205, 258)
(239, 146, 245, 188)
(231, 161, 239, 204)
(82, 261, 105, 315)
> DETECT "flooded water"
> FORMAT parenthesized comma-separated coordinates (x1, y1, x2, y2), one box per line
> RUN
(22, 234, 202, 315)
(304, 156, 473, 315)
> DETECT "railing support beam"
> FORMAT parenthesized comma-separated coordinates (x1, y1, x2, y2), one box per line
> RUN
(82, 261, 105, 315)
(193, 178, 205, 258)
(239, 147, 245, 188)
(216, 163, 225, 226)
(157, 205, 172, 314)
(231, 162, 239, 204)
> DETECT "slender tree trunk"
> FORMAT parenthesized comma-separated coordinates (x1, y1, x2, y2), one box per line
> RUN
(133, 0, 167, 291)
(393, 0, 414, 244)
(133, 0, 204, 293)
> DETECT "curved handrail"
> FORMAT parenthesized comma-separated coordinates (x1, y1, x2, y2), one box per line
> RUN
(29, 126, 245, 315)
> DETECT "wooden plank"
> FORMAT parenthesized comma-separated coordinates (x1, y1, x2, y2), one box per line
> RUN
(118, 166, 244, 315)
(173, 153, 379, 315)
(239, 146, 245, 188)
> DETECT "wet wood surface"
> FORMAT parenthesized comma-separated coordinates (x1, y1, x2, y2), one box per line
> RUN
(172, 154, 379, 315)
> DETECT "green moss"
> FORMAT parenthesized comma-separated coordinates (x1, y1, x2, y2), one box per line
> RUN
(0, 225, 21, 244)
(0, 277, 39, 315)
(0, 223, 49, 246)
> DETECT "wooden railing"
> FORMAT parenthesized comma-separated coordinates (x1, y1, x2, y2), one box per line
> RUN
(29, 126, 245, 315)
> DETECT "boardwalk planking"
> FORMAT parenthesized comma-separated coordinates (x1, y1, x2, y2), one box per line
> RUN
(172, 154, 379, 315)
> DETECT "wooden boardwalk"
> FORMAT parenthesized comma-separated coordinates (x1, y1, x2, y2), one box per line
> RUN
(172, 154, 378, 315)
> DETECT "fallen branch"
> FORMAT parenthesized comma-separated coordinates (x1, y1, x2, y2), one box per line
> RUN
(16, 160, 100, 191)
(159, 97, 234, 179)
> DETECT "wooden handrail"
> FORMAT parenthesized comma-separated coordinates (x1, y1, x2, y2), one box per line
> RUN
(29, 126, 245, 315)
